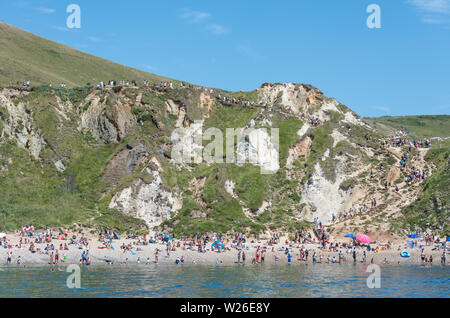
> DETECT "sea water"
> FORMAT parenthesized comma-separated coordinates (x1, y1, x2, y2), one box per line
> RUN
(0, 264, 448, 297)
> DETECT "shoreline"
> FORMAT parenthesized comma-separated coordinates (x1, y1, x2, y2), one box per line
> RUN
(0, 260, 448, 268)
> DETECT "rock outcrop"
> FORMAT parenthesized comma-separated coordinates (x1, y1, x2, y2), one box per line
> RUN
(80, 94, 136, 144)
(0, 89, 45, 159)
(109, 167, 182, 229)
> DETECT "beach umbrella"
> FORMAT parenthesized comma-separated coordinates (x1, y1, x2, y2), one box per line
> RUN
(408, 234, 419, 238)
(356, 234, 371, 244)
(344, 234, 356, 238)
(0, 233, 6, 239)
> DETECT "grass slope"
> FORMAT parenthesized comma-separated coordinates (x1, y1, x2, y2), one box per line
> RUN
(0, 22, 170, 87)
(396, 139, 450, 235)
(364, 115, 450, 139)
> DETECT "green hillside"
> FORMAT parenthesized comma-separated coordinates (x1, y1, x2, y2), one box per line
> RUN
(0, 22, 170, 87)
(364, 115, 450, 139)
(395, 138, 450, 234)
(0, 23, 448, 238)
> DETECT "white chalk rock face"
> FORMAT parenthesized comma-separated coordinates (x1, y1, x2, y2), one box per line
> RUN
(236, 128, 280, 174)
(54, 160, 66, 172)
(257, 83, 323, 114)
(109, 168, 182, 228)
(224, 179, 236, 198)
(301, 162, 349, 225)
(170, 120, 204, 164)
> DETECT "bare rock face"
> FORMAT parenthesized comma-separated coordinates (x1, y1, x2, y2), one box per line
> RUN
(0, 89, 45, 159)
(300, 151, 366, 225)
(80, 95, 136, 144)
(387, 166, 400, 184)
(286, 136, 312, 169)
(170, 120, 204, 165)
(258, 83, 325, 114)
(109, 167, 182, 229)
(102, 140, 150, 190)
(190, 210, 207, 218)
(301, 162, 347, 224)
(236, 128, 280, 174)
(165, 99, 188, 128)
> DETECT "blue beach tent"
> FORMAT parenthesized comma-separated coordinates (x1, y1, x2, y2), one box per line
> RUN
(211, 241, 224, 250)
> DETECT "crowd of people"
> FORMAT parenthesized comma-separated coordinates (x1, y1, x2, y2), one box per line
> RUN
(364, 133, 433, 150)
(390, 138, 432, 149)
(8, 80, 31, 87)
(93, 77, 262, 109)
(2, 225, 448, 268)
(399, 153, 428, 186)
(310, 117, 322, 127)
(217, 95, 255, 107)
(1, 225, 94, 268)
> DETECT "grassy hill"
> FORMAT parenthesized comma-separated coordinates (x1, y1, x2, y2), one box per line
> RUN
(0, 23, 448, 237)
(364, 115, 450, 139)
(395, 138, 450, 234)
(0, 22, 170, 87)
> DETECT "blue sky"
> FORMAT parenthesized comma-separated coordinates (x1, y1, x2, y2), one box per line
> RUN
(1, 0, 449, 117)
